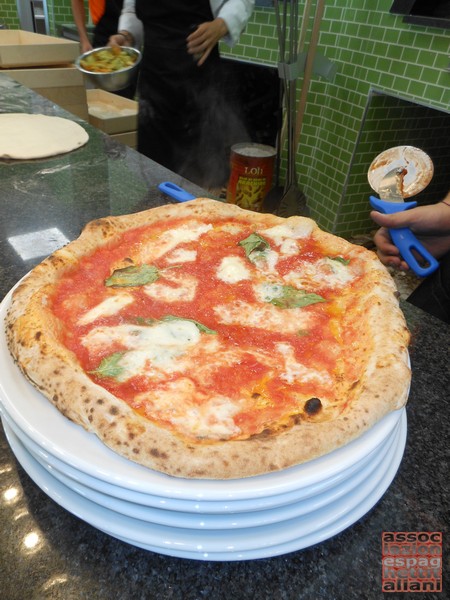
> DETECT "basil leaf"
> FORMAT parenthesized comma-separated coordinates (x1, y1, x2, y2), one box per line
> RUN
(268, 286, 326, 309)
(105, 264, 159, 287)
(135, 316, 158, 326)
(296, 329, 310, 337)
(327, 256, 350, 265)
(161, 315, 217, 334)
(90, 352, 125, 379)
(238, 233, 270, 258)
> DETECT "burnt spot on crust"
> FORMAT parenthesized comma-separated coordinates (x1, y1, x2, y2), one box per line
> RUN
(304, 397, 322, 416)
(150, 448, 168, 459)
(109, 406, 120, 416)
(47, 254, 68, 268)
(34, 331, 42, 341)
(96, 398, 104, 405)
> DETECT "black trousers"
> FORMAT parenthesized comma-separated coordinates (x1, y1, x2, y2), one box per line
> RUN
(407, 251, 450, 323)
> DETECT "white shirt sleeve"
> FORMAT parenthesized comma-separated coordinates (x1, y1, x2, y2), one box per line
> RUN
(117, 0, 254, 50)
(118, 0, 144, 50)
(212, 0, 255, 47)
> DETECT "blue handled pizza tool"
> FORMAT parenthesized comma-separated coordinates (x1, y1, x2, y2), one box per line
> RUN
(158, 182, 196, 202)
(368, 146, 438, 277)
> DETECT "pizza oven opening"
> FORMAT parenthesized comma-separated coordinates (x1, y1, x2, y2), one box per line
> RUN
(390, 0, 450, 29)
(348, 92, 450, 211)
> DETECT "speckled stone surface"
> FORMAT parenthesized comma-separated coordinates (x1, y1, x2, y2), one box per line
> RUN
(0, 73, 448, 600)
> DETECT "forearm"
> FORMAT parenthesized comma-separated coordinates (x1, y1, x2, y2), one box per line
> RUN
(441, 190, 450, 209)
(71, 0, 91, 48)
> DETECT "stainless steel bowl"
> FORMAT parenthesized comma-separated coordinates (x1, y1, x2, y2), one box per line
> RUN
(75, 46, 141, 92)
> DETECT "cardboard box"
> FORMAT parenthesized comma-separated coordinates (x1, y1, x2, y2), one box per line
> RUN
(110, 130, 137, 149)
(0, 30, 80, 68)
(5, 65, 89, 120)
(86, 89, 138, 134)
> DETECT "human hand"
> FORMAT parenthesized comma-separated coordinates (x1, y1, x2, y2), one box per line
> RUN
(108, 31, 134, 48)
(371, 202, 450, 270)
(186, 19, 228, 66)
(80, 39, 93, 54)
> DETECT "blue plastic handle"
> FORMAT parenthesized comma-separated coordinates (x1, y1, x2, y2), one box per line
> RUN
(369, 196, 439, 277)
(158, 182, 196, 202)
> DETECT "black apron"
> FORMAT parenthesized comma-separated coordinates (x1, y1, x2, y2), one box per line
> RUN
(135, 0, 246, 186)
(93, 0, 124, 48)
(407, 251, 450, 323)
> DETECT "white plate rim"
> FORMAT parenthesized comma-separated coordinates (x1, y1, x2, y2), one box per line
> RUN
(3, 412, 407, 557)
(1, 408, 396, 514)
(18, 418, 399, 530)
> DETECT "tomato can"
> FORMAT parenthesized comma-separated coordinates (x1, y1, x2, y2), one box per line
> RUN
(226, 143, 276, 212)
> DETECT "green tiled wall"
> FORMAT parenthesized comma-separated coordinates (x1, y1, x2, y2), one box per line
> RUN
(50, 0, 75, 31)
(0, 1, 20, 29)
(3, 0, 449, 236)
(0, 0, 74, 33)
(222, 1, 450, 236)
(342, 93, 450, 235)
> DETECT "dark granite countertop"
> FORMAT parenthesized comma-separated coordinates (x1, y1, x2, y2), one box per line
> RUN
(0, 73, 448, 599)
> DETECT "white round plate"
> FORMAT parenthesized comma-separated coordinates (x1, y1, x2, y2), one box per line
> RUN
(3, 413, 406, 560)
(1, 407, 397, 515)
(17, 417, 399, 530)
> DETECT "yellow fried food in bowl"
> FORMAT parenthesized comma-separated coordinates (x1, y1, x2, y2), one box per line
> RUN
(79, 47, 137, 73)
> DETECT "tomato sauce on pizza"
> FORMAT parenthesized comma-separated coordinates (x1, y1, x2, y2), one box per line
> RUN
(6, 200, 410, 478)
(49, 215, 365, 442)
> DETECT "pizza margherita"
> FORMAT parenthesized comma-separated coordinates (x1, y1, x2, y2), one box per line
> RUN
(5, 199, 410, 478)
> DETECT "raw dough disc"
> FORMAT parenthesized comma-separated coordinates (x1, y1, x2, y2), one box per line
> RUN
(0, 113, 89, 160)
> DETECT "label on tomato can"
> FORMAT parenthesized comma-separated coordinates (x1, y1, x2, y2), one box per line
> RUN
(226, 143, 276, 212)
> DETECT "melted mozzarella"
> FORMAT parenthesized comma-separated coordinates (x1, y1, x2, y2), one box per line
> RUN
(78, 293, 134, 326)
(165, 248, 197, 263)
(143, 272, 198, 303)
(172, 395, 242, 439)
(253, 282, 285, 303)
(214, 300, 314, 333)
(137, 222, 212, 263)
(216, 256, 250, 283)
(250, 249, 279, 273)
(276, 343, 332, 385)
(82, 320, 201, 381)
(262, 221, 314, 245)
(285, 257, 356, 289)
(139, 381, 242, 439)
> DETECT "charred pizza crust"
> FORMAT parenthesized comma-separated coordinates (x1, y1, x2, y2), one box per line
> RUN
(5, 199, 410, 479)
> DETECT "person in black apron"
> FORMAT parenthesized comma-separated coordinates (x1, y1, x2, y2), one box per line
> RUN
(72, 0, 135, 98)
(131, 0, 249, 188)
(92, 0, 124, 48)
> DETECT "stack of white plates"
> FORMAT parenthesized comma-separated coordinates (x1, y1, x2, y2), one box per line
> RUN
(0, 288, 407, 561)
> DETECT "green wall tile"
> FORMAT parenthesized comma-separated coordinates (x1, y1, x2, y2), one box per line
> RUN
(3, 1, 449, 236)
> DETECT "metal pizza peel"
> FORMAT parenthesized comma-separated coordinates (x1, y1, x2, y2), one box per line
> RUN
(368, 145, 438, 277)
